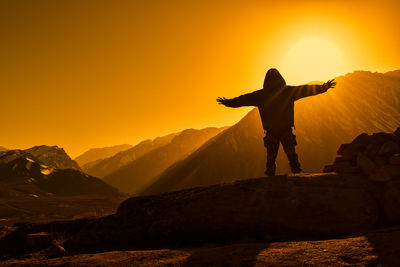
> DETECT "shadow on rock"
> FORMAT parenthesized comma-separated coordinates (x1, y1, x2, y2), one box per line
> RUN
(183, 242, 270, 267)
(365, 227, 400, 266)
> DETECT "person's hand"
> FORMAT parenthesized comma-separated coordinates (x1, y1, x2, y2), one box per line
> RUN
(324, 79, 336, 89)
(216, 97, 230, 106)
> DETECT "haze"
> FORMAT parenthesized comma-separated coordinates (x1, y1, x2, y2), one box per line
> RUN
(1, 0, 399, 157)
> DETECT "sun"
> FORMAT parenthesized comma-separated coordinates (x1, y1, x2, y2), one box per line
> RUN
(280, 36, 345, 84)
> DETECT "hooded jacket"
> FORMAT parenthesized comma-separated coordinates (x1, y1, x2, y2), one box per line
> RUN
(225, 69, 328, 131)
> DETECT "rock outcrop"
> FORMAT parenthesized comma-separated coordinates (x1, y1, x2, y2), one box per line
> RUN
(59, 173, 378, 252)
(324, 127, 400, 224)
(26, 232, 53, 250)
(324, 128, 400, 179)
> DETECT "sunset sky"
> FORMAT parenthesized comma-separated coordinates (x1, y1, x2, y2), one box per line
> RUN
(1, 0, 399, 157)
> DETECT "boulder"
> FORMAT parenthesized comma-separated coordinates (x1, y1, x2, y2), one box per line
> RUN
(369, 165, 400, 183)
(46, 243, 67, 258)
(340, 166, 360, 174)
(373, 156, 388, 166)
(340, 134, 372, 159)
(26, 232, 53, 251)
(371, 133, 393, 145)
(107, 174, 378, 247)
(380, 180, 400, 224)
(357, 153, 376, 175)
(378, 141, 400, 155)
(323, 164, 335, 173)
(337, 143, 350, 156)
(389, 155, 400, 165)
(333, 161, 355, 171)
(394, 127, 400, 137)
(365, 144, 382, 158)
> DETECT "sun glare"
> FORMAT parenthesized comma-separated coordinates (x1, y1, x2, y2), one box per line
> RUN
(281, 37, 345, 84)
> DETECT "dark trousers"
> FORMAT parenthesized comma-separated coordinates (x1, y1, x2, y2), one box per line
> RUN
(263, 127, 301, 175)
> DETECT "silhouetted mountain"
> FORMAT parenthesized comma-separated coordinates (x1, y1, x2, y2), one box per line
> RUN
(0, 147, 7, 152)
(104, 127, 226, 194)
(385, 69, 400, 79)
(0, 150, 122, 198)
(74, 144, 132, 167)
(142, 111, 264, 195)
(142, 70, 400, 195)
(83, 133, 179, 178)
(24, 146, 80, 170)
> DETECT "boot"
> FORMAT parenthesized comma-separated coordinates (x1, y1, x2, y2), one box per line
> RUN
(289, 160, 302, 174)
(265, 161, 276, 177)
(265, 167, 276, 177)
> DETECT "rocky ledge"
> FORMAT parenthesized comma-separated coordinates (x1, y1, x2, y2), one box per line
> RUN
(324, 127, 400, 224)
(1, 129, 400, 260)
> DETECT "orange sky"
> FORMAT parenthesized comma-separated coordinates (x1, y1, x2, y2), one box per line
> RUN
(1, 0, 399, 157)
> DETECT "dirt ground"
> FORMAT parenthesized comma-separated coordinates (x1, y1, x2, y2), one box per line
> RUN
(0, 195, 123, 227)
(2, 227, 399, 266)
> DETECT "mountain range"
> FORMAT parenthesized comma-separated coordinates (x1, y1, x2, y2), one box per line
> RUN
(81, 132, 179, 178)
(0, 149, 121, 198)
(74, 144, 132, 167)
(24, 146, 80, 170)
(103, 127, 226, 194)
(141, 70, 400, 195)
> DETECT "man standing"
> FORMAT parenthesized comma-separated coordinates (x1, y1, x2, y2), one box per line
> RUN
(217, 68, 336, 176)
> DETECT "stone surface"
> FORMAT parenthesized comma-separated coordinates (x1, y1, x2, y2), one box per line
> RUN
(389, 154, 400, 165)
(26, 232, 53, 251)
(4, 227, 400, 266)
(380, 180, 400, 224)
(337, 143, 350, 156)
(326, 128, 400, 183)
(373, 156, 388, 166)
(357, 153, 376, 175)
(323, 164, 335, 173)
(341, 133, 372, 159)
(368, 165, 400, 183)
(46, 243, 67, 258)
(371, 133, 393, 145)
(378, 141, 400, 155)
(394, 127, 400, 137)
(61, 174, 379, 251)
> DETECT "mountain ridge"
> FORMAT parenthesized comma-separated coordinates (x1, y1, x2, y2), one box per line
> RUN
(104, 127, 226, 194)
(24, 146, 80, 170)
(0, 149, 122, 198)
(82, 132, 180, 178)
(74, 144, 133, 167)
(142, 70, 400, 196)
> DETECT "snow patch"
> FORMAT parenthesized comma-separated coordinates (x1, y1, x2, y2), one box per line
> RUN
(41, 168, 53, 175)
(26, 157, 35, 163)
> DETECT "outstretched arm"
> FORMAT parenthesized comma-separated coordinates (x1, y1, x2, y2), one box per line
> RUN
(291, 79, 336, 100)
(216, 90, 264, 108)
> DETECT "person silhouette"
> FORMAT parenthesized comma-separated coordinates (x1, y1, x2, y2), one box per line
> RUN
(217, 68, 336, 177)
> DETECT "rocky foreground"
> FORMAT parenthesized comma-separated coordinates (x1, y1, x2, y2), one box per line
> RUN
(2, 227, 400, 266)
(1, 128, 400, 265)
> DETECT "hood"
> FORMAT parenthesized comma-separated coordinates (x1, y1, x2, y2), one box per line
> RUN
(263, 68, 286, 90)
